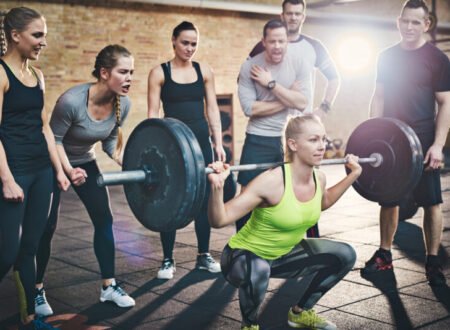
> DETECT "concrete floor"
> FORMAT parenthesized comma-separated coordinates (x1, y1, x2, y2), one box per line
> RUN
(0, 165, 449, 329)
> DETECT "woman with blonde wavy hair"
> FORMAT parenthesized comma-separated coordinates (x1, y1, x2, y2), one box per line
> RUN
(208, 115, 361, 330)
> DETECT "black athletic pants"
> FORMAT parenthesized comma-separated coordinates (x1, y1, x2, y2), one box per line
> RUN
(0, 166, 53, 315)
(36, 160, 115, 282)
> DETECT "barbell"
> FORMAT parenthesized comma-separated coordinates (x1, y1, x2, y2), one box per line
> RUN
(97, 117, 424, 232)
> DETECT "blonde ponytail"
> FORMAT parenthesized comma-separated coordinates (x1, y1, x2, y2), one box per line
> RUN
(113, 95, 124, 162)
(0, 11, 7, 56)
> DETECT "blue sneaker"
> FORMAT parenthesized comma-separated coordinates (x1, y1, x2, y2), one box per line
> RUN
(19, 318, 60, 330)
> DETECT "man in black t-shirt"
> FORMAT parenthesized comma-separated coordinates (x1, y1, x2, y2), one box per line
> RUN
(362, 0, 450, 287)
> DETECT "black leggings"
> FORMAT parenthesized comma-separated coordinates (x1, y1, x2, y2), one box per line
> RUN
(0, 166, 53, 315)
(221, 239, 356, 326)
(159, 136, 214, 258)
(36, 160, 115, 282)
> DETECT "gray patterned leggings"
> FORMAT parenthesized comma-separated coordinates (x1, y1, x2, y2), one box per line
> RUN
(221, 238, 356, 326)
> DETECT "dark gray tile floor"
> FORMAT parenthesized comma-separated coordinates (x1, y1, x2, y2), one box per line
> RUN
(1, 165, 449, 329)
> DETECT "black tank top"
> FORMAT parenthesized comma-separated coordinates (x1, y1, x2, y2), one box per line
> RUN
(0, 59, 51, 175)
(160, 61, 209, 140)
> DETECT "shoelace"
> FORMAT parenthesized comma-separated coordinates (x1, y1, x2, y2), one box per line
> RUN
(35, 291, 47, 306)
(302, 310, 323, 327)
(367, 251, 391, 265)
(242, 325, 259, 330)
(111, 283, 127, 296)
(203, 254, 216, 264)
(35, 293, 46, 306)
(161, 260, 174, 270)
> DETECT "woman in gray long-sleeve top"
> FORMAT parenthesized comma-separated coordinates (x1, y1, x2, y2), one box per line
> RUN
(32, 45, 136, 316)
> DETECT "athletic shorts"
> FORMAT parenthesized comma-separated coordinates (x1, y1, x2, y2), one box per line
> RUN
(380, 132, 442, 207)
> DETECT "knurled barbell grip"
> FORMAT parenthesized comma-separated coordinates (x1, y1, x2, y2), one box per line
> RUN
(321, 154, 382, 166)
(204, 162, 285, 175)
(97, 153, 382, 187)
(205, 154, 381, 175)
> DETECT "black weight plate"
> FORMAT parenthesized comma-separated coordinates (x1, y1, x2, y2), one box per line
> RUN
(167, 119, 207, 225)
(345, 118, 423, 204)
(122, 118, 197, 232)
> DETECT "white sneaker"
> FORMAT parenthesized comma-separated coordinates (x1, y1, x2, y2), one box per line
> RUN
(157, 259, 176, 279)
(100, 280, 135, 307)
(35, 288, 54, 317)
(196, 253, 221, 273)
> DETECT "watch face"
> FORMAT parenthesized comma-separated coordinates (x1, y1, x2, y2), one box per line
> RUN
(268, 80, 276, 89)
(320, 103, 330, 113)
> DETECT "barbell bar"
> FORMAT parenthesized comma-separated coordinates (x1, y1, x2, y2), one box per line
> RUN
(97, 155, 383, 187)
(96, 117, 424, 232)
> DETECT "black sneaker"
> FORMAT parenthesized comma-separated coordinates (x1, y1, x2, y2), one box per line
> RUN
(361, 249, 393, 275)
(426, 263, 447, 287)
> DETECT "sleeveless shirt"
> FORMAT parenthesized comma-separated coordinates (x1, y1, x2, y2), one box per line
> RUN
(229, 164, 322, 260)
(0, 59, 50, 175)
(160, 61, 209, 141)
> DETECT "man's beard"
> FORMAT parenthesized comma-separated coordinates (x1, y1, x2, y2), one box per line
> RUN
(288, 25, 300, 35)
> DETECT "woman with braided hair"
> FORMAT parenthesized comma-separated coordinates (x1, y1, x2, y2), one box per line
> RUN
(0, 6, 70, 329)
(33, 44, 136, 316)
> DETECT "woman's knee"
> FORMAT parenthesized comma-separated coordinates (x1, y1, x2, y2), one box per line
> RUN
(91, 213, 114, 230)
(311, 239, 356, 271)
(335, 242, 356, 271)
(0, 252, 18, 269)
(221, 250, 270, 289)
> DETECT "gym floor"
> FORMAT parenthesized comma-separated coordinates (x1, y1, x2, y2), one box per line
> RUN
(0, 165, 449, 329)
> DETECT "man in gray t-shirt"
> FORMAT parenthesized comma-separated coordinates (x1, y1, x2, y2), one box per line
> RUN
(238, 21, 309, 139)
(249, 0, 340, 117)
(236, 19, 308, 230)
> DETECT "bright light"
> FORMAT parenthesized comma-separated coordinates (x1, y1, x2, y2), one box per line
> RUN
(335, 35, 375, 75)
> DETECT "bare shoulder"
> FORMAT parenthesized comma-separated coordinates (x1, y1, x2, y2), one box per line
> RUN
(148, 64, 164, 82)
(35, 67, 46, 90)
(32, 66, 44, 80)
(248, 166, 284, 198)
(316, 169, 327, 190)
(0, 65, 8, 91)
(198, 62, 214, 79)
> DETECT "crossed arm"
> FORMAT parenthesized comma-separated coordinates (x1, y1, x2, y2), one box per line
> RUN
(238, 63, 308, 118)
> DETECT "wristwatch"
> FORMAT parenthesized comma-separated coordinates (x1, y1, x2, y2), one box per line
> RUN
(267, 80, 276, 90)
(319, 101, 331, 113)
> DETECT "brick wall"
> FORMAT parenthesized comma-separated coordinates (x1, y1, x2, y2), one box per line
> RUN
(1, 0, 275, 171)
(2, 0, 446, 172)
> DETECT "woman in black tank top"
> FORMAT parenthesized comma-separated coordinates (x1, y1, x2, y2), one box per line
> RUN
(147, 21, 226, 280)
(0, 7, 69, 329)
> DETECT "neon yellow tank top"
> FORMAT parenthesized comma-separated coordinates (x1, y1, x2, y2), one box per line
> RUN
(228, 164, 322, 260)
